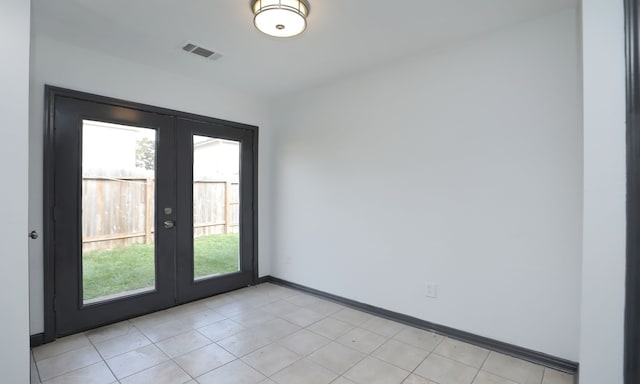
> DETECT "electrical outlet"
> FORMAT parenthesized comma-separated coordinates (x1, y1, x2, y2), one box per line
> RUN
(425, 283, 438, 298)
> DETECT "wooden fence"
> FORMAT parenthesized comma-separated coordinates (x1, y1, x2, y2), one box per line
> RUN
(82, 177, 239, 252)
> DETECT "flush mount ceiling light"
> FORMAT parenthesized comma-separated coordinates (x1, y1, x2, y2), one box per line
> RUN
(252, 0, 310, 38)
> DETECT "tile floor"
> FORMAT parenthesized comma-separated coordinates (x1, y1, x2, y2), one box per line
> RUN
(31, 283, 574, 384)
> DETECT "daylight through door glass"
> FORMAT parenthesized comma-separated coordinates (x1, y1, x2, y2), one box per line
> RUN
(81, 120, 157, 303)
(192, 135, 241, 280)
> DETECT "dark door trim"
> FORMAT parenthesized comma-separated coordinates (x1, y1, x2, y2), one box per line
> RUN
(625, 0, 640, 382)
(174, 117, 257, 302)
(52, 96, 178, 336)
(43, 87, 57, 343)
(43, 86, 259, 341)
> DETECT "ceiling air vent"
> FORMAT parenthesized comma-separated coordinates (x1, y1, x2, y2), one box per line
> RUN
(181, 41, 223, 61)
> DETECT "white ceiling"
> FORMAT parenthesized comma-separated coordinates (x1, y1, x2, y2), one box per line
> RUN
(32, 0, 578, 97)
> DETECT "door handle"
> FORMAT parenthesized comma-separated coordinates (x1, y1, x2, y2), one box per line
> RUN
(163, 221, 175, 229)
(29, 230, 39, 239)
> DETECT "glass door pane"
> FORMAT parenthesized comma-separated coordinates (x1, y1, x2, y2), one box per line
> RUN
(82, 120, 157, 303)
(192, 135, 240, 280)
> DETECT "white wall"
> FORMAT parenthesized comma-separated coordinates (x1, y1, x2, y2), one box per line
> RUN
(0, 0, 31, 382)
(28, 35, 275, 334)
(271, 9, 582, 360)
(579, 0, 626, 382)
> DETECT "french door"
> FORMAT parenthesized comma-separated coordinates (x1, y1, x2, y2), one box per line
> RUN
(45, 87, 257, 338)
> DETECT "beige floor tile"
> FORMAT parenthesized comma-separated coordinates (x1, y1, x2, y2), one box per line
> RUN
(155, 330, 212, 358)
(344, 356, 410, 384)
(200, 292, 238, 310)
(308, 342, 366, 374)
(542, 368, 574, 384)
(242, 344, 301, 376)
(481, 353, 544, 384)
(129, 310, 175, 330)
(393, 327, 444, 352)
(360, 316, 405, 338)
(286, 293, 323, 307)
(215, 300, 260, 317)
(402, 374, 439, 384)
(231, 308, 277, 328)
(271, 358, 338, 384)
(278, 329, 331, 356)
(434, 338, 490, 368)
(217, 329, 273, 357)
(257, 283, 295, 295)
(174, 343, 235, 377)
(308, 317, 354, 340)
(197, 359, 266, 384)
(177, 308, 225, 329)
(197, 318, 245, 341)
(261, 292, 291, 306)
(372, 339, 429, 371)
(93, 329, 151, 359)
(305, 300, 344, 316)
(228, 287, 267, 304)
(415, 354, 478, 384)
(85, 321, 135, 344)
(42, 361, 115, 384)
(226, 286, 253, 297)
(258, 283, 296, 294)
(105, 344, 168, 380)
(332, 377, 356, 384)
(259, 299, 301, 316)
(472, 371, 518, 384)
(331, 308, 372, 326)
(250, 318, 301, 341)
(282, 307, 327, 327)
(135, 318, 193, 342)
(33, 333, 93, 362)
(164, 302, 209, 318)
(336, 327, 388, 354)
(37, 345, 102, 381)
(119, 360, 191, 384)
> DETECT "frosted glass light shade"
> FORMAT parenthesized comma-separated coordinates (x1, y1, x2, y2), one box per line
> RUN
(253, 0, 309, 38)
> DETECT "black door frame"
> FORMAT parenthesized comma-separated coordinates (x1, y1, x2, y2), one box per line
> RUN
(175, 118, 256, 302)
(50, 96, 178, 337)
(626, 0, 640, 382)
(43, 86, 259, 342)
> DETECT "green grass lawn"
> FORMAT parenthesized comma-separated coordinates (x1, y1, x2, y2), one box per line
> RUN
(82, 234, 239, 301)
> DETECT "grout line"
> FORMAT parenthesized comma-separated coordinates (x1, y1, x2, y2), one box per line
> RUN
(469, 363, 482, 384)
(479, 348, 492, 369)
(85, 332, 115, 380)
(30, 351, 43, 384)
